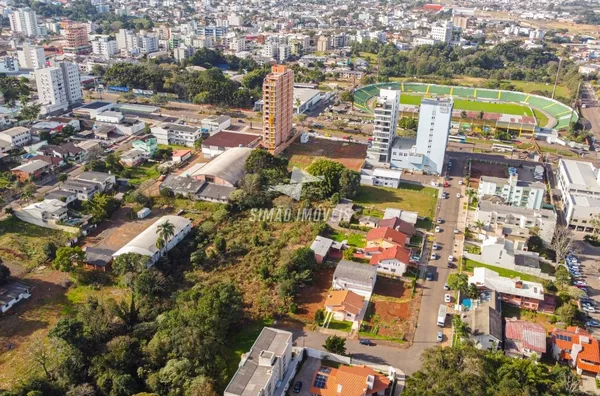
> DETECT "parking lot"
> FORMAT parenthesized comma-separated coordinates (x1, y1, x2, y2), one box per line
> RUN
(291, 357, 321, 396)
(574, 254, 600, 333)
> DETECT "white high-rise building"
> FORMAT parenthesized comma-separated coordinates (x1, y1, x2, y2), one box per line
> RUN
(229, 38, 246, 52)
(278, 45, 290, 62)
(91, 37, 118, 58)
(367, 89, 400, 164)
(431, 21, 454, 44)
(228, 14, 242, 26)
(34, 62, 82, 114)
(138, 34, 158, 53)
(18, 42, 45, 69)
(390, 97, 453, 175)
(8, 7, 40, 37)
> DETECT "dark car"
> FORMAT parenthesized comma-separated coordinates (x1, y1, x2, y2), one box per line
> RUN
(426, 272, 433, 281)
(293, 381, 302, 393)
(359, 339, 373, 346)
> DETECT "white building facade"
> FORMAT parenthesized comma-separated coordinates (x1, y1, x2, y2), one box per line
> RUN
(34, 62, 83, 114)
(557, 159, 600, 232)
(9, 7, 40, 37)
(367, 89, 400, 164)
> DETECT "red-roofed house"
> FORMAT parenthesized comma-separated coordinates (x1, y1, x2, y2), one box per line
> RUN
(377, 216, 417, 236)
(504, 319, 546, 360)
(310, 364, 391, 396)
(172, 149, 192, 163)
(366, 227, 410, 249)
(551, 326, 600, 376)
(368, 244, 412, 276)
(324, 290, 365, 322)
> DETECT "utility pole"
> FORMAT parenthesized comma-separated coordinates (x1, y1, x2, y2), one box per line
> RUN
(568, 81, 582, 128)
(551, 57, 562, 100)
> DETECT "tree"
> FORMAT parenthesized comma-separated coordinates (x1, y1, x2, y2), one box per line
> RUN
(52, 246, 85, 272)
(119, 91, 136, 103)
(150, 94, 169, 107)
(314, 308, 325, 324)
(340, 90, 354, 103)
(190, 249, 207, 268)
(447, 273, 468, 293)
(452, 315, 471, 344)
(339, 169, 361, 198)
(323, 335, 346, 355)
(555, 302, 578, 325)
(590, 213, 600, 236)
(112, 253, 149, 275)
(58, 174, 68, 184)
(552, 225, 573, 264)
(83, 193, 119, 223)
(214, 235, 227, 254)
(134, 268, 167, 300)
(19, 101, 42, 124)
(62, 125, 75, 136)
(342, 247, 355, 260)
(155, 220, 175, 252)
(555, 265, 571, 289)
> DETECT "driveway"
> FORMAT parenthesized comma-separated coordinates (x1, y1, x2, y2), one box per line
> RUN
(292, 357, 321, 396)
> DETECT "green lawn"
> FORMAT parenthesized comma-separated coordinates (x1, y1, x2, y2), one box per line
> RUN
(510, 80, 570, 98)
(464, 258, 544, 283)
(399, 93, 533, 116)
(226, 318, 274, 378)
(355, 185, 437, 220)
(533, 109, 549, 128)
(328, 319, 353, 332)
(127, 162, 161, 185)
(330, 230, 366, 248)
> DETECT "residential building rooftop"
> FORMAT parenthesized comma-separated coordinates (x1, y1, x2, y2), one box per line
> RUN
(559, 159, 600, 191)
(469, 267, 544, 301)
(333, 260, 377, 289)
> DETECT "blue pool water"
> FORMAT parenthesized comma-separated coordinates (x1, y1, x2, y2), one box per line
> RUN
(462, 299, 472, 310)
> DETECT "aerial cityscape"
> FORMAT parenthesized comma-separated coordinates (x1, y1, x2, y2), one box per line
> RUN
(1, 0, 600, 394)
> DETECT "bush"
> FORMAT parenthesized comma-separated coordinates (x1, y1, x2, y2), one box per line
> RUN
(584, 234, 600, 247)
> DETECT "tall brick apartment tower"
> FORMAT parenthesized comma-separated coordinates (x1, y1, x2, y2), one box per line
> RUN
(262, 65, 294, 154)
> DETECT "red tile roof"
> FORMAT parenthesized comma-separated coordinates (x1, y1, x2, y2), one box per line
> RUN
(552, 327, 600, 373)
(366, 227, 408, 246)
(369, 245, 411, 266)
(310, 364, 390, 396)
(377, 217, 416, 236)
(505, 320, 546, 354)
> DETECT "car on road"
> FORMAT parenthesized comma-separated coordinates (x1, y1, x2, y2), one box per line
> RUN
(426, 272, 433, 281)
(437, 332, 443, 342)
(435, 226, 441, 233)
(432, 243, 439, 250)
(411, 255, 421, 262)
(359, 339, 373, 346)
(456, 193, 461, 198)
(454, 228, 460, 234)
(571, 272, 583, 278)
(293, 381, 302, 393)
(444, 283, 449, 290)
(583, 306, 596, 313)
(576, 285, 588, 290)
(431, 253, 437, 260)
(586, 320, 600, 328)
(574, 281, 588, 287)
(448, 255, 454, 262)
(458, 180, 463, 185)
(437, 218, 443, 224)
(445, 294, 452, 303)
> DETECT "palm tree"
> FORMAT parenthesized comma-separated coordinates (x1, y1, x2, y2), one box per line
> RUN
(452, 315, 471, 346)
(156, 220, 175, 252)
(474, 220, 485, 232)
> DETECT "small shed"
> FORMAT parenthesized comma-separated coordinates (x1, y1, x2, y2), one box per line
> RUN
(137, 207, 151, 219)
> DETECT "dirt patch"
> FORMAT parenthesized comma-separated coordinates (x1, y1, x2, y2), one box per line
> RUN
(285, 139, 366, 171)
(469, 160, 508, 189)
(294, 266, 335, 323)
(373, 276, 409, 300)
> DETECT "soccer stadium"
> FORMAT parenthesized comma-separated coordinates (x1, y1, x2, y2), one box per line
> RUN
(352, 82, 578, 135)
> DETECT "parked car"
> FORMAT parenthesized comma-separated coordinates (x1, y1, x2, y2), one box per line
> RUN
(454, 228, 460, 234)
(444, 283, 450, 290)
(448, 255, 454, 262)
(437, 332, 443, 342)
(586, 320, 600, 328)
(359, 339, 373, 346)
(431, 253, 438, 260)
(432, 243, 439, 250)
(583, 306, 596, 313)
(456, 193, 461, 198)
(574, 281, 588, 287)
(426, 272, 433, 281)
(437, 218, 443, 224)
(445, 294, 452, 303)
(435, 226, 441, 233)
(458, 180, 463, 185)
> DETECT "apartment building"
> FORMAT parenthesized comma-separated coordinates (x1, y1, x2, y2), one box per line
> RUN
(0, 126, 31, 148)
(64, 23, 90, 54)
(476, 200, 557, 245)
(17, 42, 45, 69)
(224, 327, 292, 396)
(34, 62, 83, 114)
(431, 21, 454, 43)
(151, 123, 203, 147)
(262, 65, 294, 154)
(317, 35, 330, 52)
(478, 170, 545, 210)
(557, 159, 600, 232)
(8, 7, 39, 37)
(367, 89, 400, 164)
(91, 37, 118, 58)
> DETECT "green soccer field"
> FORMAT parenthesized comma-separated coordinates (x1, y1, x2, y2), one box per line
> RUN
(399, 94, 533, 116)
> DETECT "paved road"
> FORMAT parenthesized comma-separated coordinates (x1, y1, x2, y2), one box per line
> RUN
(278, 158, 466, 376)
(580, 83, 600, 141)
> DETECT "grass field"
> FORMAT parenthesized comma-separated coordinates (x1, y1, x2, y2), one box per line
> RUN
(533, 109, 549, 128)
(399, 93, 533, 116)
(0, 217, 74, 268)
(328, 319, 353, 332)
(127, 162, 161, 185)
(226, 318, 274, 377)
(330, 230, 366, 248)
(355, 185, 437, 220)
(464, 258, 544, 283)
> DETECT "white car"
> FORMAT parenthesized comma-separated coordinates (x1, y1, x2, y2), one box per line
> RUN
(448, 255, 454, 262)
(456, 193, 461, 198)
(432, 243, 439, 250)
(454, 228, 459, 234)
(431, 253, 437, 260)
(444, 283, 450, 290)
(583, 306, 596, 313)
(435, 226, 441, 233)
(437, 332, 443, 342)
(574, 281, 588, 287)
(445, 294, 452, 303)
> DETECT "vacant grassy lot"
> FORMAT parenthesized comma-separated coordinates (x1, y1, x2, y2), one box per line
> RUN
(355, 185, 437, 220)
(285, 140, 366, 171)
(225, 318, 274, 377)
(464, 258, 544, 283)
(328, 319, 353, 332)
(127, 162, 161, 185)
(0, 217, 74, 268)
(330, 230, 366, 248)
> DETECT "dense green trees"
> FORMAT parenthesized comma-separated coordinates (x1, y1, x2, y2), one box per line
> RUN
(306, 159, 361, 199)
(323, 335, 346, 355)
(52, 247, 85, 272)
(404, 345, 580, 396)
(83, 193, 120, 224)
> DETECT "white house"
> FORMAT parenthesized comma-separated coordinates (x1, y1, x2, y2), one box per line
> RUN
(557, 159, 600, 232)
(0, 281, 32, 313)
(77, 171, 116, 192)
(201, 115, 231, 134)
(152, 122, 203, 147)
(112, 216, 192, 265)
(332, 260, 377, 299)
(324, 290, 365, 322)
(0, 126, 31, 148)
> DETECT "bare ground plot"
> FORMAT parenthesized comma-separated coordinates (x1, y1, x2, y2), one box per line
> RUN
(360, 277, 416, 344)
(84, 206, 169, 251)
(469, 160, 508, 189)
(284, 139, 366, 171)
(294, 267, 335, 323)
